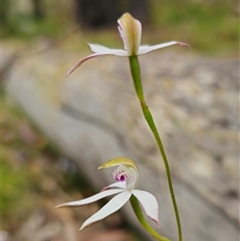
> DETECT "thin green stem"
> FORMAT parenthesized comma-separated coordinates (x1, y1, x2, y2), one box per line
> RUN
(129, 55, 182, 241)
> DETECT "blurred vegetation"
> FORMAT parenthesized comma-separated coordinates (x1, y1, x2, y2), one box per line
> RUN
(150, 0, 238, 55)
(1, 90, 93, 231)
(2, 0, 238, 56)
(2, 0, 73, 38)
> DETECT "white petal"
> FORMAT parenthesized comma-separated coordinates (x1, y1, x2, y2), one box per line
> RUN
(55, 189, 123, 208)
(138, 41, 188, 55)
(80, 190, 132, 230)
(131, 189, 159, 224)
(88, 43, 128, 56)
(102, 181, 126, 191)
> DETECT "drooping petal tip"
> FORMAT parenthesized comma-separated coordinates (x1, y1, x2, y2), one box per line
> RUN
(55, 204, 64, 209)
(177, 42, 191, 48)
(66, 53, 105, 77)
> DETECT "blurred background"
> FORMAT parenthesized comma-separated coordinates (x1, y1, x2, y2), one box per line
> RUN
(2, 0, 238, 54)
(2, 0, 239, 241)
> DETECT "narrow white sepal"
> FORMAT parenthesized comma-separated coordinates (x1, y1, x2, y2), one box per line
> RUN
(131, 189, 159, 225)
(80, 190, 132, 230)
(88, 43, 128, 56)
(138, 41, 179, 55)
(55, 189, 123, 208)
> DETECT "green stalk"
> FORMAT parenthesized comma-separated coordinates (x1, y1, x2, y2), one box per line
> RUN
(130, 195, 171, 241)
(129, 55, 182, 241)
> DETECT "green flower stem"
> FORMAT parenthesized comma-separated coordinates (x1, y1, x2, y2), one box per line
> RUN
(130, 195, 171, 241)
(129, 55, 182, 241)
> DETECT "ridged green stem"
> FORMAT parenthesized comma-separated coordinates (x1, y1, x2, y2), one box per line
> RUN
(129, 55, 182, 241)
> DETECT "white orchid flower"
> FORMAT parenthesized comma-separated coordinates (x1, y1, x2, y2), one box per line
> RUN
(66, 12, 189, 77)
(56, 157, 159, 230)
